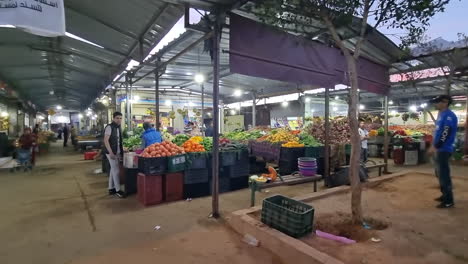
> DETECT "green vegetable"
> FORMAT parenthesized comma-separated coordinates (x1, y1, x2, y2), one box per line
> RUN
(299, 133, 323, 147)
(173, 134, 190, 146)
(224, 130, 263, 141)
(377, 127, 385, 136)
(201, 137, 213, 151)
(123, 135, 142, 151)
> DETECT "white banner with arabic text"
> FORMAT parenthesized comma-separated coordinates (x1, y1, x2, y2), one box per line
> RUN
(0, 0, 65, 37)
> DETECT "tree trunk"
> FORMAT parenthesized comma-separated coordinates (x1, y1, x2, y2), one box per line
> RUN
(344, 54, 363, 224)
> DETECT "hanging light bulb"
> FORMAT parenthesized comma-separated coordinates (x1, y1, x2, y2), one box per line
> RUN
(305, 97, 311, 103)
(165, 100, 172, 106)
(234, 89, 242, 97)
(194, 73, 205, 84)
(359, 104, 365, 110)
(281, 101, 289, 107)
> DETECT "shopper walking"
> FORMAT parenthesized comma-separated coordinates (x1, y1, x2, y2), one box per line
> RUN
(358, 121, 369, 162)
(62, 124, 69, 147)
(141, 122, 162, 148)
(428, 95, 458, 208)
(103, 112, 125, 198)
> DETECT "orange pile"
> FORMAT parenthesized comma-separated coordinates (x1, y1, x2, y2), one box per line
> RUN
(182, 139, 206, 153)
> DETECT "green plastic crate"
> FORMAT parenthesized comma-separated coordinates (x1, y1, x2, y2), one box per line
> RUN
(167, 154, 187, 172)
(304, 146, 324, 158)
(261, 195, 314, 238)
(345, 144, 352, 155)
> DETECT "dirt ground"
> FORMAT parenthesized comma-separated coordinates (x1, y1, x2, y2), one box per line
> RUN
(1, 141, 466, 264)
(302, 172, 468, 264)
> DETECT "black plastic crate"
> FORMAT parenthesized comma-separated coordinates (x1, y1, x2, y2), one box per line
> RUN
(280, 147, 305, 161)
(184, 168, 210, 184)
(138, 157, 167, 175)
(183, 182, 210, 198)
(230, 176, 249, 191)
(224, 164, 250, 178)
(124, 168, 139, 195)
(261, 195, 314, 238)
(187, 153, 208, 169)
(220, 151, 238, 166)
(210, 177, 230, 194)
(278, 160, 297, 175)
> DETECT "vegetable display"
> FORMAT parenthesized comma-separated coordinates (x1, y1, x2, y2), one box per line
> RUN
(123, 135, 142, 151)
(172, 134, 190, 146)
(305, 117, 350, 144)
(298, 133, 323, 147)
(140, 141, 185, 158)
(201, 137, 213, 151)
(264, 129, 299, 143)
(369, 130, 378, 137)
(282, 142, 305, 148)
(162, 131, 174, 142)
(224, 130, 263, 141)
(182, 138, 206, 152)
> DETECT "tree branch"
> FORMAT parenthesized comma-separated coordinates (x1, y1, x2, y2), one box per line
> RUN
(353, 0, 371, 59)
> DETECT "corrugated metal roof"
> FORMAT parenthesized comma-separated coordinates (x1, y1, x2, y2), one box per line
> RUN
(0, 0, 184, 110)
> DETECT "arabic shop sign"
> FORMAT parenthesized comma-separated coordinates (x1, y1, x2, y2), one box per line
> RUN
(0, 0, 65, 37)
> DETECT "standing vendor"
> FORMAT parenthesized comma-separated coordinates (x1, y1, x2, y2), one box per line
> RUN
(358, 121, 369, 162)
(141, 122, 162, 148)
(428, 95, 458, 209)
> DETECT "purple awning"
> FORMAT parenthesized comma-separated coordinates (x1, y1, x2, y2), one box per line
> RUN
(229, 14, 390, 95)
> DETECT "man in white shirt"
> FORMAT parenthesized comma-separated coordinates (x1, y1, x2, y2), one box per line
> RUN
(358, 121, 369, 162)
(103, 112, 125, 198)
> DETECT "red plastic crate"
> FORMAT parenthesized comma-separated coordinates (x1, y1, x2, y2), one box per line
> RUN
(137, 173, 163, 206)
(164, 172, 184, 202)
(84, 151, 98, 160)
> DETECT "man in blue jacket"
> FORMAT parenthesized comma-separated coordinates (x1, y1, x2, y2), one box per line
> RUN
(141, 122, 162, 148)
(428, 95, 458, 208)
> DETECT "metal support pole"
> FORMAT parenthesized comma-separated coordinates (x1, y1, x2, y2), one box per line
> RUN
(155, 64, 160, 131)
(200, 83, 205, 137)
(211, 18, 221, 218)
(383, 95, 389, 173)
(252, 92, 256, 127)
(125, 75, 131, 130)
(129, 75, 133, 131)
(324, 87, 330, 181)
(465, 92, 468, 155)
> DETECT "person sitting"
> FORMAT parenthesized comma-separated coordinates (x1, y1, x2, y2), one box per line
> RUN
(141, 122, 162, 148)
(19, 127, 35, 150)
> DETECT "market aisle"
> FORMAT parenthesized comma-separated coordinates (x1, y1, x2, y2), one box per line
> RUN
(0, 142, 287, 264)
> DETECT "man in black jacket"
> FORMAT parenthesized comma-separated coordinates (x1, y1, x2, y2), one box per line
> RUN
(103, 112, 125, 198)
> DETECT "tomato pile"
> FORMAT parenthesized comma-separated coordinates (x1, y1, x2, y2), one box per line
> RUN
(140, 141, 185, 158)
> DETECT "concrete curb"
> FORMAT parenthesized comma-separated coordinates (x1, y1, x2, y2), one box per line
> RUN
(227, 170, 416, 264)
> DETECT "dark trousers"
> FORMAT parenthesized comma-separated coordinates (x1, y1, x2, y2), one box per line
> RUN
(360, 148, 368, 162)
(63, 134, 69, 147)
(435, 151, 453, 204)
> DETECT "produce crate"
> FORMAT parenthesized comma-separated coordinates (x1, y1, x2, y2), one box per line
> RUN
(224, 164, 250, 178)
(138, 157, 167, 175)
(164, 172, 184, 202)
(167, 154, 187, 172)
(345, 144, 352, 155)
(261, 195, 314, 238)
(230, 176, 249, 191)
(186, 153, 208, 169)
(304, 146, 324, 158)
(210, 177, 230, 194)
(220, 151, 237, 166)
(280, 146, 305, 161)
(184, 168, 210, 184)
(84, 151, 98, 160)
(184, 182, 210, 198)
(278, 160, 297, 176)
(404, 150, 418, 165)
(124, 168, 139, 195)
(137, 173, 163, 206)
